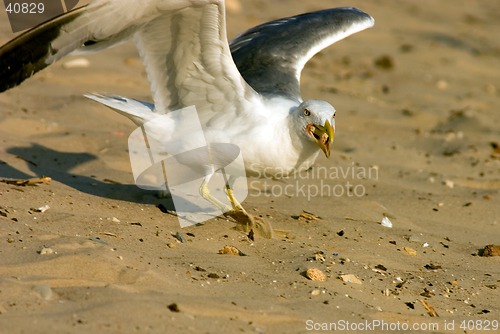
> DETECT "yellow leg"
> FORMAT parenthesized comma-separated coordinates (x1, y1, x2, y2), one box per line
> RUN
(198, 171, 273, 239)
(225, 178, 246, 211)
(199, 174, 232, 213)
(222, 174, 273, 239)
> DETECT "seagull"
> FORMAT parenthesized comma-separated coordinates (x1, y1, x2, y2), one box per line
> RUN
(0, 0, 374, 237)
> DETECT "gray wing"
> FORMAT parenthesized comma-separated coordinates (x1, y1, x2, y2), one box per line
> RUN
(229, 7, 374, 100)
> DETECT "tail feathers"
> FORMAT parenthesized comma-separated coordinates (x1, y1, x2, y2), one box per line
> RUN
(84, 93, 156, 125)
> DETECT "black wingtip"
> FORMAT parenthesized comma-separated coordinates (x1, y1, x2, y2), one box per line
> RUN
(0, 6, 86, 93)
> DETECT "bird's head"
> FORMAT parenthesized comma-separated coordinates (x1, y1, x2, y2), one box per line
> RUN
(296, 100, 336, 158)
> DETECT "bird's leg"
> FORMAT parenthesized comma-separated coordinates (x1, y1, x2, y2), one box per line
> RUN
(224, 175, 245, 212)
(221, 172, 273, 239)
(223, 174, 253, 225)
(199, 170, 273, 238)
(199, 173, 232, 213)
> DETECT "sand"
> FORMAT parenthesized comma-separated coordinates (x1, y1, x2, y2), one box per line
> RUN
(0, 0, 499, 333)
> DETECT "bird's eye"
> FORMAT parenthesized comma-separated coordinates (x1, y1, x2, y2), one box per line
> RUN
(333, 112, 336, 118)
(304, 108, 311, 116)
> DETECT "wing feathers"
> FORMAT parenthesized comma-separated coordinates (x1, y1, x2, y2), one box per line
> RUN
(0, 6, 86, 92)
(134, 3, 255, 115)
(230, 7, 374, 100)
(1, 1, 373, 118)
(84, 93, 155, 125)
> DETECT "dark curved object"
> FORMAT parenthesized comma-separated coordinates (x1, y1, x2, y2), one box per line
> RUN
(0, 6, 86, 92)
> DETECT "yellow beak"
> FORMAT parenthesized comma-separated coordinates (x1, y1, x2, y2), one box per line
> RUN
(306, 120, 335, 158)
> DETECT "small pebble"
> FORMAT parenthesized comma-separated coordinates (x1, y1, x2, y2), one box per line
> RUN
(314, 253, 326, 262)
(403, 247, 417, 256)
(35, 205, 50, 213)
(340, 274, 362, 285)
(174, 232, 187, 243)
(444, 180, 454, 189)
(297, 210, 321, 221)
(374, 264, 387, 272)
(218, 245, 246, 256)
(167, 303, 180, 312)
(39, 247, 54, 255)
(481, 245, 500, 257)
(381, 217, 393, 228)
(310, 289, 321, 296)
(424, 263, 442, 270)
(306, 268, 326, 282)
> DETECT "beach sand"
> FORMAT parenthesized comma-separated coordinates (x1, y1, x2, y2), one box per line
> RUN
(0, 0, 499, 333)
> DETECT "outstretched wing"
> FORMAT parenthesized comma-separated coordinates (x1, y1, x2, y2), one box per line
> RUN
(0, 0, 261, 118)
(229, 7, 374, 100)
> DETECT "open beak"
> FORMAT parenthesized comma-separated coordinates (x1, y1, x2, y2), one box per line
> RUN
(306, 120, 335, 158)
